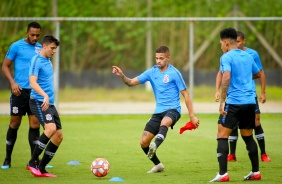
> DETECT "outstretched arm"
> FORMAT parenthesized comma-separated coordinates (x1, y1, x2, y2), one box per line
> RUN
(112, 66, 140, 87)
(180, 90, 200, 127)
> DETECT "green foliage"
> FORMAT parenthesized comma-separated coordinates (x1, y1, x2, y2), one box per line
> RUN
(0, 0, 282, 71)
(0, 114, 282, 183)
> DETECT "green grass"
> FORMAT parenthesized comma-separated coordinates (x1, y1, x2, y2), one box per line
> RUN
(0, 85, 282, 102)
(0, 114, 281, 183)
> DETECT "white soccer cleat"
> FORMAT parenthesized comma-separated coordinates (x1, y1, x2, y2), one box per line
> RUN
(210, 172, 230, 182)
(147, 142, 157, 159)
(244, 171, 261, 180)
(147, 163, 164, 173)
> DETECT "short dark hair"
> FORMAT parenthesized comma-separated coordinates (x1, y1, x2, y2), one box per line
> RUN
(220, 28, 237, 40)
(27, 22, 41, 31)
(156, 46, 170, 55)
(236, 31, 245, 39)
(42, 35, 60, 46)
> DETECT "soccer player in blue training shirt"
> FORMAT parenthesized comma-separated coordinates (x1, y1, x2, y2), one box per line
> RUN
(226, 31, 270, 162)
(210, 28, 261, 182)
(26, 35, 61, 178)
(1, 22, 42, 169)
(112, 46, 200, 173)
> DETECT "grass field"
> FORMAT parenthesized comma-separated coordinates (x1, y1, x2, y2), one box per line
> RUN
(0, 114, 281, 183)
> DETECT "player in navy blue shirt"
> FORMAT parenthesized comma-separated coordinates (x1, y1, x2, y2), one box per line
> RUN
(112, 46, 199, 173)
(1, 22, 42, 169)
(210, 28, 261, 182)
(225, 31, 271, 162)
(26, 35, 61, 178)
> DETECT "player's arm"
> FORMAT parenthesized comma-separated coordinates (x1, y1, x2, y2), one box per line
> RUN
(219, 71, 230, 115)
(29, 75, 49, 111)
(180, 90, 199, 127)
(258, 69, 266, 103)
(215, 70, 222, 102)
(112, 66, 140, 87)
(2, 58, 22, 95)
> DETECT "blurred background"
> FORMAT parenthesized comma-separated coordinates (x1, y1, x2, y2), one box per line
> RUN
(0, 0, 281, 90)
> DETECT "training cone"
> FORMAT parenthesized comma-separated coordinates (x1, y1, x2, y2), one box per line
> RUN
(67, 160, 81, 165)
(109, 177, 124, 182)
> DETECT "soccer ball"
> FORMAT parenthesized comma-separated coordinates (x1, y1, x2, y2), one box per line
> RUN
(91, 158, 110, 177)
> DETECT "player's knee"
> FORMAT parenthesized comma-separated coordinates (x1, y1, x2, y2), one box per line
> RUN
(140, 140, 149, 148)
(10, 120, 21, 129)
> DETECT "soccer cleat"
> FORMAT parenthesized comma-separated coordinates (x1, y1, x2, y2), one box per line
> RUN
(1, 158, 11, 169)
(210, 173, 230, 182)
(261, 154, 271, 162)
(147, 163, 164, 173)
(244, 171, 261, 180)
(26, 161, 41, 177)
(227, 154, 236, 162)
(147, 142, 157, 159)
(38, 170, 57, 178)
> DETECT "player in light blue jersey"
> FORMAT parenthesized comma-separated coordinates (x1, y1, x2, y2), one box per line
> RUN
(225, 31, 271, 162)
(112, 46, 199, 174)
(26, 35, 61, 178)
(1, 22, 42, 169)
(210, 28, 261, 182)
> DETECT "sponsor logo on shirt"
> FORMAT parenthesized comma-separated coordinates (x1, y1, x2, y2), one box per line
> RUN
(35, 47, 41, 53)
(163, 74, 169, 83)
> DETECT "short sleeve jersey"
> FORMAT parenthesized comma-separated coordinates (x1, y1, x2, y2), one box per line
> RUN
(29, 54, 54, 105)
(245, 47, 263, 93)
(220, 49, 260, 105)
(137, 64, 186, 114)
(5, 39, 42, 89)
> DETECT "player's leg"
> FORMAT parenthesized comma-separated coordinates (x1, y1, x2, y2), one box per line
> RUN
(1, 115, 22, 169)
(140, 114, 164, 173)
(254, 113, 271, 162)
(239, 104, 261, 180)
(228, 127, 238, 161)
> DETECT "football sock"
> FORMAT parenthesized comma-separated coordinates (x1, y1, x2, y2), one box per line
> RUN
(28, 127, 40, 157)
(142, 147, 160, 165)
(5, 126, 18, 160)
(155, 126, 168, 148)
(242, 135, 259, 172)
(217, 138, 228, 175)
(39, 141, 58, 172)
(30, 133, 49, 163)
(228, 128, 238, 154)
(254, 125, 266, 155)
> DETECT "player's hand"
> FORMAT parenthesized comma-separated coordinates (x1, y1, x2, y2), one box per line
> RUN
(215, 91, 220, 102)
(190, 116, 200, 127)
(11, 82, 22, 96)
(259, 93, 266, 103)
(112, 66, 123, 77)
(219, 102, 227, 116)
(41, 95, 50, 111)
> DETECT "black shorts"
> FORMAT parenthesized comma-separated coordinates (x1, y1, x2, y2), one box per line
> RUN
(255, 96, 260, 114)
(144, 109, 181, 135)
(29, 99, 62, 130)
(10, 89, 32, 116)
(218, 104, 256, 130)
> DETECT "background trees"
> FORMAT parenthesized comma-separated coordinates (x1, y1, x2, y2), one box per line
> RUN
(0, 0, 282, 72)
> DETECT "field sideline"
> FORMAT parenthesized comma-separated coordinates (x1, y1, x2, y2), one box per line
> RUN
(0, 114, 281, 184)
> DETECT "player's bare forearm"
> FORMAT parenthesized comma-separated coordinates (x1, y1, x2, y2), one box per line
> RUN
(220, 71, 230, 103)
(120, 74, 133, 87)
(259, 70, 266, 94)
(215, 71, 222, 101)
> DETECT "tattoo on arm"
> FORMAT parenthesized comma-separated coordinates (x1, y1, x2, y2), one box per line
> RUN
(121, 75, 131, 86)
(220, 71, 230, 103)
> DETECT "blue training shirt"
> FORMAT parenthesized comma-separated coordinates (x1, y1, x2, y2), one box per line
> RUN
(137, 64, 187, 114)
(5, 39, 42, 89)
(220, 49, 260, 105)
(29, 54, 54, 105)
(245, 47, 263, 93)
